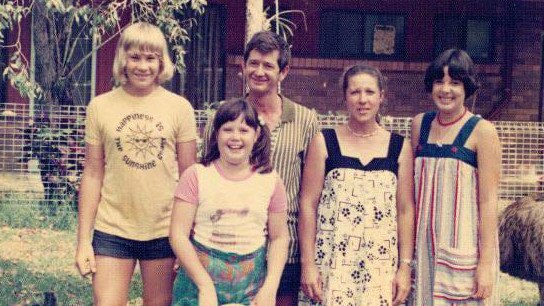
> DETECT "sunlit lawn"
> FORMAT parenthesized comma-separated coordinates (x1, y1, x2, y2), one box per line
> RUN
(0, 227, 143, 305)
(0, 194, 540, 305)
(0, 225, 540, 305)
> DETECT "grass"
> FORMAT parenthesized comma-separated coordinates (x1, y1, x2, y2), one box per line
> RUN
(0, 194, 541, 305)
(0, 226, 144, 305)
(0, 259, 93, 305)
(0, 193, 77, 231)
(499, 273, 540, 305)
(0, 193, 144, 305)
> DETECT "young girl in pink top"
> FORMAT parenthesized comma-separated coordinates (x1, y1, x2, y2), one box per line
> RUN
(170, 98, 289, 306)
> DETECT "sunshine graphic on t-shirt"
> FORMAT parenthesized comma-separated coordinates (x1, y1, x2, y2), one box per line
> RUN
(113, 113, 166, 170)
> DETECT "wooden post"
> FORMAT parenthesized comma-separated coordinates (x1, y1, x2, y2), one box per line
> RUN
(245, 0, 265, 45)
(243, 0, 265, 94)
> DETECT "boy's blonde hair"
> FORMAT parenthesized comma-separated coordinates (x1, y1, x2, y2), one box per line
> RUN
(112, 22, 175, 84)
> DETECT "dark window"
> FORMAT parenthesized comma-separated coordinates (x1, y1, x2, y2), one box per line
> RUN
(172, 4, 226, 109)
(320, 10, 405, 59)
(540, 33, 544, 122)
(434, 16, 493, 61)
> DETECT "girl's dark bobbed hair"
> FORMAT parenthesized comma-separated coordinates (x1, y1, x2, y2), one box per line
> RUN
(424, 48, 480, 98)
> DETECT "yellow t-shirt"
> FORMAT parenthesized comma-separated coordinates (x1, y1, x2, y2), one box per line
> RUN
(85, 86, 197, 240)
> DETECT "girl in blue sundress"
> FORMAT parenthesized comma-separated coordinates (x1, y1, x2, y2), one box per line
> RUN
(409, 49, 501, 305)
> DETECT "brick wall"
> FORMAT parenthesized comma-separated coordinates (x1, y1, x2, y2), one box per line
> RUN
(500, 13, 544, 121)
(224, 3, 544, 122)
(225, 55, 504, 118)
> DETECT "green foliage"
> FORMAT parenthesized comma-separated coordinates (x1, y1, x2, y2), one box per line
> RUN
(0, 0, 208, 104)
(0, 2, 41, 100)
(17, 116, 85, 213)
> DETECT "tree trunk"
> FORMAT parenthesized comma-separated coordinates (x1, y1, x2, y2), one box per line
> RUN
(32, 0, 75, 107)
(31, 0, 78, 210)
(32, 1, 56, 107)
(245, 0, 264, 45)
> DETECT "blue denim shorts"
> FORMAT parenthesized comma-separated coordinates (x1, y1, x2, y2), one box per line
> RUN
(92, 230, 175, 260)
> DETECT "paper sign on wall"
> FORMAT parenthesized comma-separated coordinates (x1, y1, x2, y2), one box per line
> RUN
(373, 24, 396, 55)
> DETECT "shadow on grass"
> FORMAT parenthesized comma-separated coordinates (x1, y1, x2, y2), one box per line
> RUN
(0, 259, 143, 305)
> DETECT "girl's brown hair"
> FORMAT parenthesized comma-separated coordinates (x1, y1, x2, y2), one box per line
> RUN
(201, 99, 272, 173)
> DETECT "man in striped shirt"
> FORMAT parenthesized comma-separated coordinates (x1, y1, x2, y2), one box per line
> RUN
(203, 31, 319, 305)
(242, 31, 319, 306)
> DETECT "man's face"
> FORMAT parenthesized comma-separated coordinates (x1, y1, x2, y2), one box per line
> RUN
(242, 50, 288, 96)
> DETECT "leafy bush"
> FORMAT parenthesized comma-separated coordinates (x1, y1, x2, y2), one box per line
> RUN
(18, 116, 85, 213)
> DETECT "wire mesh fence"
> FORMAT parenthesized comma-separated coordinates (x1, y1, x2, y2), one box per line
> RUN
(0, 103, 543, 213)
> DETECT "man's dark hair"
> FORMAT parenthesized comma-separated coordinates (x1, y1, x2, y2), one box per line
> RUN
(244, 31, 291, 71)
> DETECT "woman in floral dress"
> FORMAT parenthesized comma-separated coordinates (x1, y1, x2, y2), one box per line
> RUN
(298, 65, 415, 306)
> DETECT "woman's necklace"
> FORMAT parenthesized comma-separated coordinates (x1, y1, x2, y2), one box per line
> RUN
(437, 107, 467, 126)
(346, 124, 379, 138)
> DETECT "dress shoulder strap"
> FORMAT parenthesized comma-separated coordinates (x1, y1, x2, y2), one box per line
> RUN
(386, 133, 404, 161)
(419, 111, 437, 145)
(321, 128, 341, 157)
(453, 115, 482, 146)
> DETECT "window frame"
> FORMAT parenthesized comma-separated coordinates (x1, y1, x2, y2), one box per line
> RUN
(433, 15, 495, 63)
(319, 9, 407, 60)
(171, 3, 227, 109)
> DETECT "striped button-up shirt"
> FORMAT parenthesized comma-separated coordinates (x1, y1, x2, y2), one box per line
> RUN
(268, 96, 319, 263)
(202, 95, 319, 263)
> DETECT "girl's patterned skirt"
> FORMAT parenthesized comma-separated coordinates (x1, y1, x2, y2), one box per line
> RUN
(172, 239, 267, 306)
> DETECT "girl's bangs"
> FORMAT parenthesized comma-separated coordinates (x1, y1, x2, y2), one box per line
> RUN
(122, 31, 164, 54)
(215, 101, 258, 128)
(444, 64, 469, 81)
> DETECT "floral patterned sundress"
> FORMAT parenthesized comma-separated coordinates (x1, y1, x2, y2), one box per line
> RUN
(299, 128, 404, 306)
